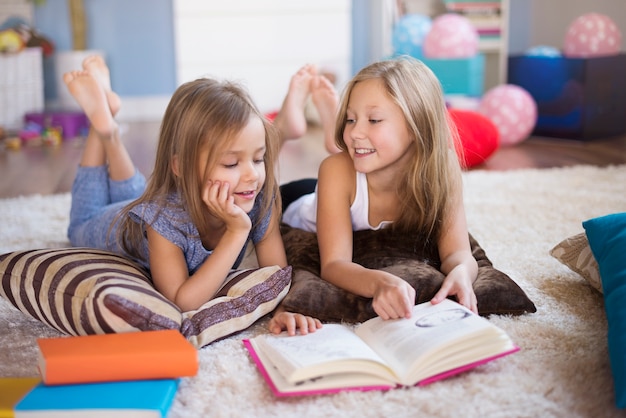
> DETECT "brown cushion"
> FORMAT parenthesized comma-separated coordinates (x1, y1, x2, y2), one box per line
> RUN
(279, 225, 536, 323)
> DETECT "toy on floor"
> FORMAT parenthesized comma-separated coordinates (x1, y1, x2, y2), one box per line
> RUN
(4, 136, 21, 150)
(42, 127, 62, 147)
(1, 126, 21, 150)
(18, 121, 43, 147)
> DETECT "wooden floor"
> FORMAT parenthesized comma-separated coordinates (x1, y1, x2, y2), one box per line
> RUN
(1, 121, 625, 199)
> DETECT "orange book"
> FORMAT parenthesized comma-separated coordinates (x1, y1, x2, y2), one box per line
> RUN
(37, 330, 198, 385)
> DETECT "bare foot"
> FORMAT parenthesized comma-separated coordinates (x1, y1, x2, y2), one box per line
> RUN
(274, 64, 317, 142)
(64, 70, 117, 138)
(82, 55, 121, 116)
(311, 75, 340, 154)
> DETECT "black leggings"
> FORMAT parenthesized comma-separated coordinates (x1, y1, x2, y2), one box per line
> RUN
(279, 178, 317, 213)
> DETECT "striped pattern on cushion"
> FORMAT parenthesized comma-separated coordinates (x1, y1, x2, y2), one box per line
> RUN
(182, 266, 292, 348)
(0, 248, 181, 336)
(550, 232, 602, 293)
(0, 248, 292, 348)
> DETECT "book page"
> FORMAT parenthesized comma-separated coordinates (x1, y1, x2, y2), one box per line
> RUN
(245, 339, 394, 396)
(355, 299, 511, 385)
(253, 324, 397, 384)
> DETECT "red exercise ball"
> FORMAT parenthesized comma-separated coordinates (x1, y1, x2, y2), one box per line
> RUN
(448, 108, 500, 168)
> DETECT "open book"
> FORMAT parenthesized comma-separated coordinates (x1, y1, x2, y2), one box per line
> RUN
(244, 299, 519, 397)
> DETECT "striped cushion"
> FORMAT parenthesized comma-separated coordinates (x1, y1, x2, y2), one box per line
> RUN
(183, 266, 292, 347)
(0, 248, 291, 348)
(550, 232, 602, 293)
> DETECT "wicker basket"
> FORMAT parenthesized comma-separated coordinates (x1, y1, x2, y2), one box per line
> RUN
(0, 47, 44, 130)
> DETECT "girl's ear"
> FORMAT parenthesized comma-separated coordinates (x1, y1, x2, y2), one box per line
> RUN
(171, 155, 180, 177)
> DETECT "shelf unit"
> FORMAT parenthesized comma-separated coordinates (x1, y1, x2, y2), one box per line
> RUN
(401, 0, 509, 91)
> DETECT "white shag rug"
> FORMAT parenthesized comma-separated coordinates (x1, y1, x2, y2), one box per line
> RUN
(2, 165, 626, 418)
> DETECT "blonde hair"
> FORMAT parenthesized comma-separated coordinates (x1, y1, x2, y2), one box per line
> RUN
(117, 78, 281, 260)
(334, 56, 462, 244)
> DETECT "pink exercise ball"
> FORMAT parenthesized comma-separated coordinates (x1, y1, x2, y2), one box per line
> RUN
(564, 13, 622, 58)
(423, 13, 479, 58)
(479, 85, 537, 146)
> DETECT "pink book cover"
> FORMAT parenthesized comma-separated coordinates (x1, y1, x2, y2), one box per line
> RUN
(417, 345, 520, 386)
(243, 340, 519, 397)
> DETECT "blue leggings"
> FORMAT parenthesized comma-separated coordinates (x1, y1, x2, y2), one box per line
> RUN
(67, 165, 146, 252)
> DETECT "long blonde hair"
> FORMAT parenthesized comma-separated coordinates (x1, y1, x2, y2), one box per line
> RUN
(117, 78, 281, 260)
(334, 56, 462, 244)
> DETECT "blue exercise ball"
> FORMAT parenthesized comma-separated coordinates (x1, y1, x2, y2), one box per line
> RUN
(392, 14, 432, 59)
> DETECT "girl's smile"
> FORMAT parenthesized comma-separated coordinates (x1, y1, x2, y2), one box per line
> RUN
(233, 189, 257, 201)
(354, 147, 376, 156)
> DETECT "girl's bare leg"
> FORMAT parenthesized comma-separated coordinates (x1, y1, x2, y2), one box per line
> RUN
(63, 70, 134, 181)
(311, 75, 340, 154)
(65, 73, 105, 169)
(273, 64, 316, 146)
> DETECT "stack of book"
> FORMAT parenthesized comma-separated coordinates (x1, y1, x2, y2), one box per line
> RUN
(443, 0, 504, 50)
(1, 330, 198, 417)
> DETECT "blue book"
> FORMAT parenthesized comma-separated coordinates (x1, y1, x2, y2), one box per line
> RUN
(14, 379, 178, 418)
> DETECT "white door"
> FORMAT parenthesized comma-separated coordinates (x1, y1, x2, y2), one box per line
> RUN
(173, 0, 352, 113)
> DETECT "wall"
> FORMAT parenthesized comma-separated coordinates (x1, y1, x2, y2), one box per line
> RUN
(351, 0, 397, 74)
(32, 0, 176, 119)
(1, 0, 32, 25)
(31, 0, 351, 119)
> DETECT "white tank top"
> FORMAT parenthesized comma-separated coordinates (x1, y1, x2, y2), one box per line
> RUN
(282, 172, 392, 232)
